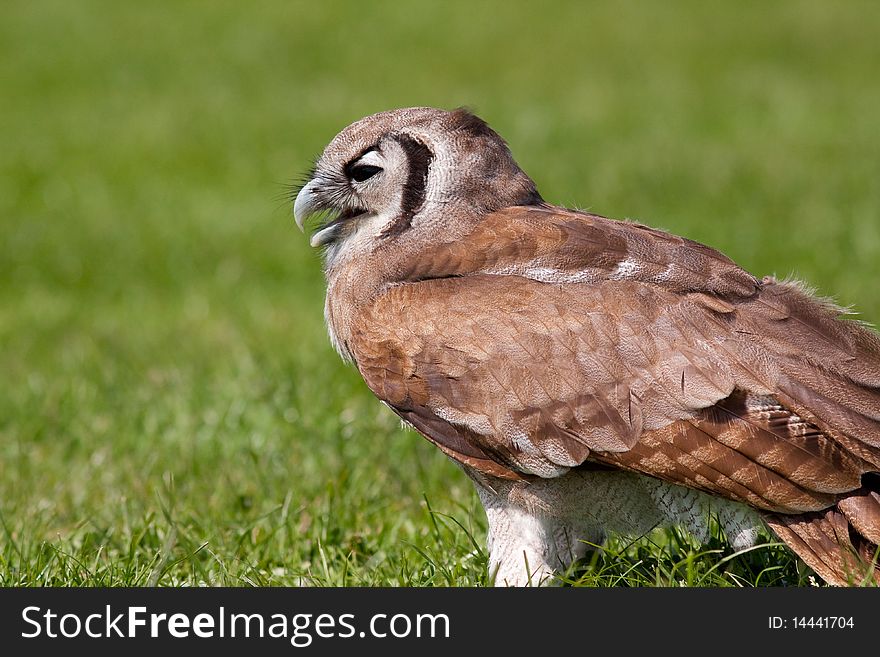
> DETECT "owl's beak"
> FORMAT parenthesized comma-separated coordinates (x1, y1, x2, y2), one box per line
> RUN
(293, 179, 318, 233)
(294, 179, 338, 247)
(294, 178, 365, 248)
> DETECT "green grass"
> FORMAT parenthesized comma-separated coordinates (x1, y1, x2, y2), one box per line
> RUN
(1, 0, 878, 586)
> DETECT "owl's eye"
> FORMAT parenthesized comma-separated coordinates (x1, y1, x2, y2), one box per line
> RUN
(349, 165, 382, 182)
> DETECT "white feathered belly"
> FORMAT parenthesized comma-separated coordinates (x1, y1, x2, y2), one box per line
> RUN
(477, 467, 765, 584)
(517, 468, 763, 549)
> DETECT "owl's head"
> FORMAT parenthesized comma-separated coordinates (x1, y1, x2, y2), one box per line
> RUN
(293, 108, 541, 257)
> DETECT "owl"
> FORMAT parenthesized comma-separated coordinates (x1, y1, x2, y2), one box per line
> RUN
(293, 107, 880, 586)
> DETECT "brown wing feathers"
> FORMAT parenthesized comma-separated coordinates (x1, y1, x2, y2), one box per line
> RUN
(595, 392, 866, 510)
(351, 205, 880, 584)
(393, 205, 760, 298)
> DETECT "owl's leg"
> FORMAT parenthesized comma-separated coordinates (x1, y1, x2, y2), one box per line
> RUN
(476, 484, 600, 586)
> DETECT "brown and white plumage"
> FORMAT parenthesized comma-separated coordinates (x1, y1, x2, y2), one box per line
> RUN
(293, 107, 880, 586)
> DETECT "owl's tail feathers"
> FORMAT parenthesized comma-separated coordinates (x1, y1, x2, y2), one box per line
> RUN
(763, 478, 880, 586)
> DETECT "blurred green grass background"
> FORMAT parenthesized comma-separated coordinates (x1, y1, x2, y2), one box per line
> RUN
(1, 0, 878, 585)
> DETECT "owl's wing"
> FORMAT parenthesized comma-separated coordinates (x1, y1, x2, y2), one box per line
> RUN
(349, 205, 880, 583)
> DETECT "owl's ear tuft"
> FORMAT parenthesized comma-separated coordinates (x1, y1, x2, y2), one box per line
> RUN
(448, 107, 498, 140)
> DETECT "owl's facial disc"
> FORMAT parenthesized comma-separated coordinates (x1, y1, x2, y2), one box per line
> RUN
(294, 107, 542, 256)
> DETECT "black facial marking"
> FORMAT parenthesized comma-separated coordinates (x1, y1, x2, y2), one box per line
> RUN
(342, 142, 381, 180)
(381, 133, 433, 238)
(349, 164, 382, 182)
